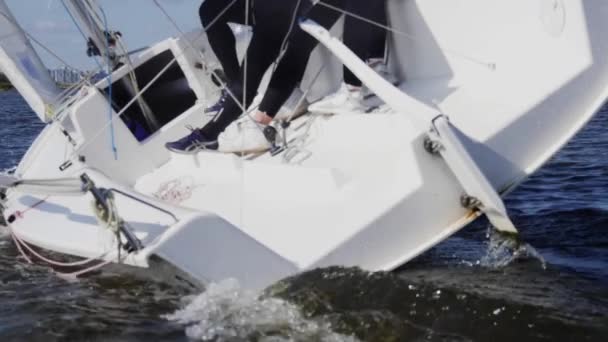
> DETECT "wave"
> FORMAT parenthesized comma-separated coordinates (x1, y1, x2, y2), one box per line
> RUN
(479, 228, 546, 269)
(165, 278, 358, 341)
(1, 166, 16, 175)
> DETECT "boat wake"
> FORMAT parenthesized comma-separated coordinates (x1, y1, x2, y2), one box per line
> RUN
(165, 278, 358, 342)
(1, 166, 16, 175)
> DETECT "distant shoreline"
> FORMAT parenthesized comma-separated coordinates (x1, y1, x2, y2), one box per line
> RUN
(0, 82, 14, 91)
(0, 82, 74, 91)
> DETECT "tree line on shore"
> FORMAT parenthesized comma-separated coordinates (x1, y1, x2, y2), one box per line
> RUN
(0, 72, 13, 90)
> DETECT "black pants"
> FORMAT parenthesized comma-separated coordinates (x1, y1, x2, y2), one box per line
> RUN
(343, 0, 387, 87)
(259, 0, 387, 115)
(199, 0, 385, 140)
(199, 0, 254, 84)
(201, 0, 328, 139)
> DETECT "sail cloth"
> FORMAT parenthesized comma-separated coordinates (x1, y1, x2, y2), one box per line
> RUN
(0, 0, 62, 122)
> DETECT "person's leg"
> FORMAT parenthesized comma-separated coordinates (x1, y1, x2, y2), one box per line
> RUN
(201, 29, 284, 140)
(165, 28, 282, 153)
(308, 0, 388, 114)
(199, 0, 248, 84)
(343, 0, 387, 87)
(167, 1, 305, 153)
(257, 0, 346, 118)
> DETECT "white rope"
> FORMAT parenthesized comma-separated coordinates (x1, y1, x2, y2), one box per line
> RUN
(5, 189, 126, 277)
(10, 229, 32, 264)
(11, 228, 109, 267)
(4, 178, 138, 278)
(9, 224, 116, 279)
(92, 192, 120, 234)
(283, 114, 319, 164)
(154, 177, 195, 204)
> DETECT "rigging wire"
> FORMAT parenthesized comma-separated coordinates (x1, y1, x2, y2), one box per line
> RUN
(65, 0, 244, 162)
(154, 0, 265, 137)
(271, 0, 303, 75)
(89, 1, 160, 131)
(153, 0, 303, 140)
(0, 9, 101, 120)
(238, 0, 251, 230)
(242, 0, 249, 120)
(152, 0, 321, 138)
(59, 0, 105, 71)
(0, 10, 80, 71)
(97, 5, 118, 160)
(316, 0, 496, 70)
(61, 0, 119, 158)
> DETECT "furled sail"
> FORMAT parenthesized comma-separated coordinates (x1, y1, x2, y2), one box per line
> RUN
(0, 0, 61, 122)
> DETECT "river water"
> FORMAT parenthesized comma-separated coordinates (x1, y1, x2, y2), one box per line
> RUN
(0, 89, 606, 341)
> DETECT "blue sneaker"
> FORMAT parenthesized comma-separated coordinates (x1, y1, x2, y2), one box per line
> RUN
(205, 90, 228, 115)
(165, 127, 218, 154)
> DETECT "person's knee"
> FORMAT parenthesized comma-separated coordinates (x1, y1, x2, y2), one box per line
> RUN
(199, 0, 216, 26)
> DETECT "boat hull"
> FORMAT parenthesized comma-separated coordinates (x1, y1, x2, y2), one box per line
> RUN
(2, 0, 608, 289)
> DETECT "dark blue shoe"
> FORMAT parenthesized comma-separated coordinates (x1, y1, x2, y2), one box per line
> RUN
(205, 90, 228, 115)
(165, 128, 218, 154)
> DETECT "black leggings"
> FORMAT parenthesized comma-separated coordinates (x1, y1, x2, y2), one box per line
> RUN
(203, 0, 346, 139)
(199, 0, 385, 140)
(343, 0, 387, 87)
(259, 0, 386, 115)
(199, 0, 254, 84)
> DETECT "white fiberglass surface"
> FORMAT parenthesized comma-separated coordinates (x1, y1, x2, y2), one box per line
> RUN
(388, 0, 608, 189)
(134, 112, 460, 268)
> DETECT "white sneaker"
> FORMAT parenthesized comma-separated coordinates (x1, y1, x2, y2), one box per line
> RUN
(218, 118, 271, 153)
(308, 83, 366, 115)
(274, 88, 310, 121)
(361, 62, 399, 100)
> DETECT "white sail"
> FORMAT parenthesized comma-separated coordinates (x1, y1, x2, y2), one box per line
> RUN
(0, 0, 61, 122)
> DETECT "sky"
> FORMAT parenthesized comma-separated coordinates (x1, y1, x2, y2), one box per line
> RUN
(6, 0, 201, 70)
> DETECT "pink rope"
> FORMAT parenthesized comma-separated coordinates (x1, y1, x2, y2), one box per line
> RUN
(10, 229, 32, 264)
(6, 196, 126, 278)
(59, 259, 114, 278)
(12, 231, 108, 267)
(8, 226, 118, 278)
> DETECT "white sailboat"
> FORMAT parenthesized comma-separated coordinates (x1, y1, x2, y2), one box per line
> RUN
(1, 0, 607, 289)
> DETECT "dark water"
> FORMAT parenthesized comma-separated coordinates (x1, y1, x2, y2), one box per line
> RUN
(0, 89, 606, 341)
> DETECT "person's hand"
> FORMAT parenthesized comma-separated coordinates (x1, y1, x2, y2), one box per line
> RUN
(254, 111, 273, 125)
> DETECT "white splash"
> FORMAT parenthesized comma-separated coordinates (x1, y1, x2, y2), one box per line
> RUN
(165, 279, 358, 342)
(480, 227, 546, 269)
(1, 166, 16, 175)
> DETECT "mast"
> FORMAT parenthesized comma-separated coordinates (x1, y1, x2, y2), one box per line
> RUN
(62, 0, 160, 131)
(63, 0, 118, 65)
